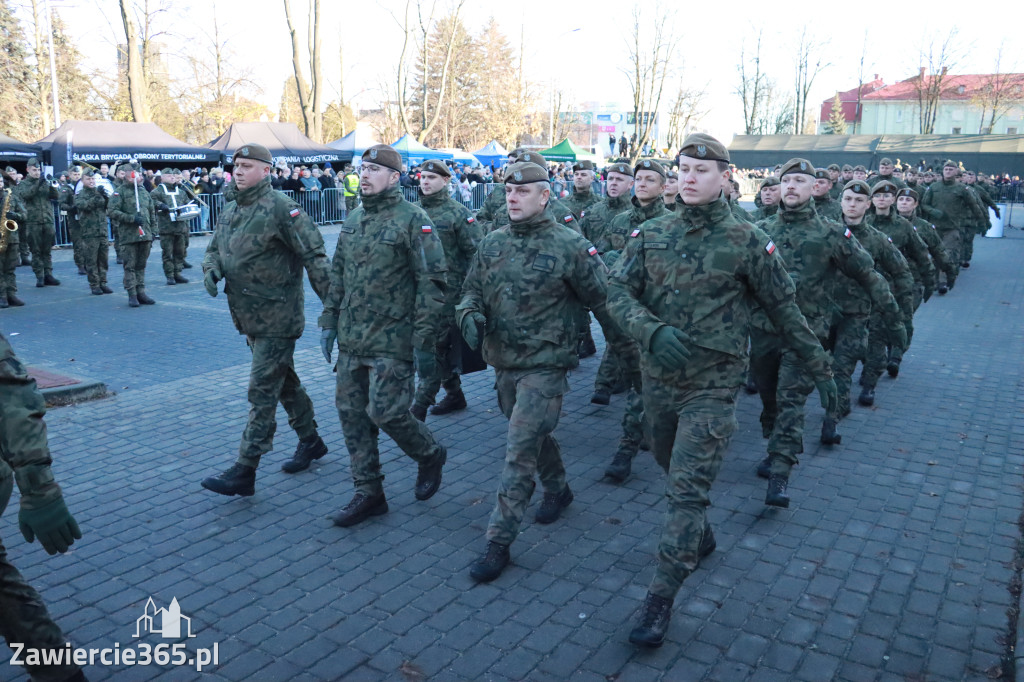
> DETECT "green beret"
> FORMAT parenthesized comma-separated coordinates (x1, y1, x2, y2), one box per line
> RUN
(779, 158, 815, 178)
(666, 170, 678, 179)
(678, 133, 729, 162)
(896, 188, 919, 202)
(943, 159, 957, 168)
(759, 176, 780, 189)
(814, 168, 831, 180)
(605, 162, 633, 178)
(853, 165, 867, 172)
(879, 157, 893, 166)
(509, 147, 526, 158)
(634, 159, 666, 179)
(82, 168, 96, 177)
(827, 163, 841, 171)
(572, 160, 595, 172)
(172, 168, 181, 174)
(362, 144, 403, 173)
(516, 151, 547, 167)
(233, 143, 274, 165)
(161, 167, 174, 175)
(4, 166, 14, 173)
(843, 180, 871, 196)
(422, 160, 451, 177)
(871, 180, 898, 195)
(842, 164, 854, 172)
(26, 157, 41, 168)
(504, 161, 549, 185)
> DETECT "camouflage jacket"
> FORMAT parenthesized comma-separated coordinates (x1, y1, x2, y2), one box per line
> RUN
(73, 186, 109, 240)
(475, 183, 506, 224)
(922, 179, 987, 235)
(475, 184, 580, 234)
(900, 210, 954, 278)
(868, 209, 936, 292)
(2, 189, 25, 246)
(13, 176, 56, 226)
(319, 185, 448, 360)
(565, 185, 601, 220)
(607, 194, 831, 390)
(417, 188, 482, 304)
(837, 217, 914, 318)
(106, 181, 156, 244)
(751, 203, 779, 223)
(813, 194, 842, 222)
(758, 201, 900, 335)
(204, 176, 330, 338)
(57, 183, 78, 229)
(964, 184, 994, 232)
(0, 332, 65, 508)
(578, 193, 631, 252)
(728, 196, 753, 223)
(150, 183, 190, 235)
(602, 196, 668, 255)
(456, 211, 607, 372)
(829, 182, 844, 201)
(869, 174, 907, 190)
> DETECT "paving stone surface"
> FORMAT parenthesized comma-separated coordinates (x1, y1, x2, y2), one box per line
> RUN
(1, 224, 1022, 681)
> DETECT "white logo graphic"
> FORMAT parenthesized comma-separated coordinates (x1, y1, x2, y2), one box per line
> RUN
(134, 597, 196, 639)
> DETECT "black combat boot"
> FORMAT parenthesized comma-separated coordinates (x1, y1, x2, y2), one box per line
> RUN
(470, 541, 510, 583)
(137, 289, 155, 304)
(430, 389, 466, 415)
(765, 473, 790, 508)
(961, 261, 970, 269)
(100, 284, 114, 294)
(938, 284, 948, 295)
(128, 293, 140, 308)
(698, 523, 717, 562)
(281, 434, 327, 473)
(200, 463, 256, 497)
(6, 293, 24, 306)
(590, 389, 611, 405)
(36, 276, 45, 287)
(43, 274, 60, 285)
(166, 276, 177, 285)
(604, 446, 634, 483)
(409, 402, 428, 422)
(332, 492, 388, 527)
(20, 255, 31, 267)
(182, 260, 193, 269)
(886, 360, 900, 378)
(91, 287, 103, 295)
(820, 418, 841, 445)
(578, 331, 597, 359)
(629, 593, 673, 647)
(858, 386, 875, 406)
(744, 375, 759, 394)
(0, 296, 7, 309)
(610, 379, 629, 395)
(77, 266, 87, 275)
(174, 273, 189, 283)
(756, 456, 771, 479)
(414, 446, 446, 500)
(535, 484, 573, 524)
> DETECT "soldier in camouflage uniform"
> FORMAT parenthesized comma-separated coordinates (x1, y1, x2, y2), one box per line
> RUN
(565, 160, 601, 220)
(607, 135, 836, 648)
(827, 164, 843, 200)
(869, 158, 907, 191)
(57, 167, 85, 276)
(475, 151, 582, 235)
(897, 188, 955, 292)
(473, 150, 521, 228)
(662, 170, 678, 210)
(750, 177, 780, 223)
(73, 169, 114, 296)
(109, 165, 127, 265)
(0, 331, 86, 682)
(150, 167, 190, 286)
(320, 145, 449, 528)
(106, 162, 157, 307)
(960, 169, 995, 268)
(866, 181, 934, 377)
(456, 160, 608, 584)
(922, 160, 987, 287)
(14, 158, 59, 288)
(410, 160, 482, 421)
(752, 163, 905, 506)
(0, 176, 27, 308)
(811, 168, 842, 221)
(200, 144, 332, 497)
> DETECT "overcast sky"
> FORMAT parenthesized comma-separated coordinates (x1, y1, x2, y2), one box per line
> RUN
(34, 0, 1024, 143)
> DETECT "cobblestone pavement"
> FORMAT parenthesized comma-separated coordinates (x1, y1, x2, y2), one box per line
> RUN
(2, 225, 1022, 681)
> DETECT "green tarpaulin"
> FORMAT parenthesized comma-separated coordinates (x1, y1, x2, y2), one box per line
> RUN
(539, 138, 589, 162)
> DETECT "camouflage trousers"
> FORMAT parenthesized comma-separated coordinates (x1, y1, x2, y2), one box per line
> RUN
(0, 477, 83, 682)
(748, 328, 785, 439)
(237, 336, 318, 469)
(643, 381, 737, 600)
(18, 225, 30, 262)
(413, 320, 462, 409)
(0, 247, 19, 297)
(121, 240, 152, 294)
(766, 346, 821, 476)
(486, 368, 569, 546)
(335, 353, 445, 497)
(63, 217, 84, 271)
(860, 312, 895, 391)
(80, 237, 109, 289)
(889, 286, 923, 364)
(828, 313, 869, 419)
(592, 305, 645, 454)
(27, 223, 54, 280)
(939, 229, 961, 283)
(345, 195, 357, 212)
(160, 232, 187, 278)
(961, 226, 978, 264)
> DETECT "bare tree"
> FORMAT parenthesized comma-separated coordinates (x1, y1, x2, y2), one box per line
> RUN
(972, 42, 1023, 134)
(118, 0, 149, 122)
(792, 26, 829, 134)
(736, 30, 769, 135)
(912, 29, 963, 134)
(282, 0, 322, 141)
(622, 4, 676, 162)
(665, 79, 707, 151)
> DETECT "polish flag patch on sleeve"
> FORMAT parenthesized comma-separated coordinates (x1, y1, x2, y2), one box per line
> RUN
(587, 246, 598, 256)
(912, 225, 918, 231)
(564, 215, 573, 223)
(844, 228, 853, 238)
(887, 237, 893, 243)
(765, 240, 776, 255)
(422, 225, 432, 233)
(467, 217, 475, 223)
(289, 208, 301, 217)
(630, 228, 641, 238)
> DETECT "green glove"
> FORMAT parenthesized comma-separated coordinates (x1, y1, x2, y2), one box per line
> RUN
(460, 312, 486, 350)
(890, 321, 908, 350)
(320, 328, 337, 363)
(19, 496, 81, 555)
(815, 378, 838, 415)
(413, 347, 436, 380)
(649, 325, 691, 371)
(204, 266, 222, 297)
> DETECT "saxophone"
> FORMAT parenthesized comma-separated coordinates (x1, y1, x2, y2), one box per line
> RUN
(0, 188, 18, 255)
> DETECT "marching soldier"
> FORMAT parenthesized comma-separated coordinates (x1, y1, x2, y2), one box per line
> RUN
(150, 167, 190, 285)
(870, 158, 907, 190)
(961, 169, 996, 268)
(73, 169, 114, 296)
(922, 160, 986, 288)
(106, 162, 156, 307)
(811, 169, 842, 221)
(827, 163, 843, 200)
(897, 188, 956, 293)
(662, 170, 678, 209)
(57, 166, 85, 276)
(0, 175, 27, 308)
(750, 177, 781, 222)
(14, 158, 59, 287)
(565, 160, 601, 219)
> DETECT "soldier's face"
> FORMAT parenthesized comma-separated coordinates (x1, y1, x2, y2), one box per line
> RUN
(760, 185, 780, 206)
(842, 171, 853, 181)
(419, 171, 448, 196)
(83, 174, 96, 188)
(943, 166, 957, 180)
(360, 163, 398, 196)
(879, 163, 893, 175)
(964, 173, 975, 184)
(780, 173, 814, 207)
(573, 170, 593, 191)
(234, 159, 270, 190)
(505, 183, 549, 221)
(841, 191, 870, 220)
(677, 157, 728, 206)
(906, 172, 916, 183)
(853, 170, 867, 181)
(896, 196, 916, 215)
(924, 173, 934, 183)
(69, 171, 81, 182)
(633, 170, 664, 203)
(663, 177, 678, 197)
(99, 164, 109, 176)
(605, 172, 633, 198)
(28, 166, 41, 178)
(116, 170, 126, 180)
(812, 178, 831, 197)
(829, 170, 839, 182)
(871, 193, 894, 211)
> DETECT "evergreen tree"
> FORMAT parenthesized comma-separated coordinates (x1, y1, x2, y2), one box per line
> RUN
(827, 93, 847, 134)
(0, 0, 39, 139)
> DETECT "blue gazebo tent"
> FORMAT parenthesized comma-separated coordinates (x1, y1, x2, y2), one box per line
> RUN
(439, 148, 482, 167)
(389, 135, 453, 166)
(327, 125, 381, 163)
(472, 140, 508, 167)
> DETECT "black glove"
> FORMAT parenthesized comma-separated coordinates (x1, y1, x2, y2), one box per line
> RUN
(134, 212, 144, 226)
(156, 202, 171, 214)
